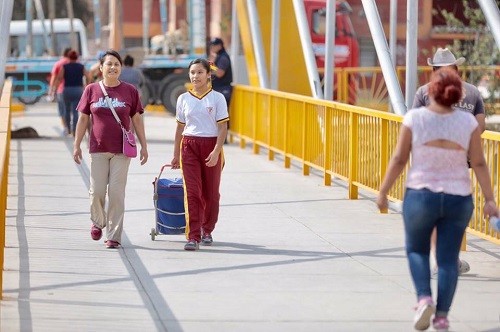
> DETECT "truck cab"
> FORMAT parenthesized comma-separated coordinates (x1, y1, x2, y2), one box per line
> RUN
(305, 0, 360, 102)
(306, 0, 359, 69)
(304, 0, 359, 68)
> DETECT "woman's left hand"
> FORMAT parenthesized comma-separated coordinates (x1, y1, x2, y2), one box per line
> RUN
(483, 200, 498, 218)
(140, 148, 148, 165)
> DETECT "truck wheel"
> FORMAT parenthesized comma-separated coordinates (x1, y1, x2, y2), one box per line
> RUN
(161, 77, 189, 114)
(18, 95, 41, 105)
(140, 79, 154, 106)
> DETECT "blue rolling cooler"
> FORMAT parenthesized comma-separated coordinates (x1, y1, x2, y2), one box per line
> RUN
(151, 165, 186, 240)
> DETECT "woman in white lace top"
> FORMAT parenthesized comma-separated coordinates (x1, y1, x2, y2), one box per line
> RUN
(376, 67, 498, 332)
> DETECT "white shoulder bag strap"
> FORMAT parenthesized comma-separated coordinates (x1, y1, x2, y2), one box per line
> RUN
(98, 80, 123, 127)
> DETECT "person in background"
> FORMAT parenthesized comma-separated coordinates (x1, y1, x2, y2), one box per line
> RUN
(412, 48, 487, 276)
(378, 67, 498, 331)
(120, 55, 146, 129)
(48, 47, 72, 135)
(73, 49, 148, 249)
(52, 50, 91, 137)
(119, 54, 145, 91)
(170, 58, 229, 251)
(208, 37, 233, 107)
(413, 48, 485, 131)
(89, 51, 106, 83)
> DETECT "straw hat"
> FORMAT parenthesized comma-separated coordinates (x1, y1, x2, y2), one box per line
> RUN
(427, 48, 465, 66)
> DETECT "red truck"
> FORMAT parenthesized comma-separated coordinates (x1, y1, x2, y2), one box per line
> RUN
(305, 0, 360, 101)
(307, 0, 359, 69)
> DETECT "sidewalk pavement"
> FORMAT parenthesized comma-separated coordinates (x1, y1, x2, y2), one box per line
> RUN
(1, 101, 499, 332)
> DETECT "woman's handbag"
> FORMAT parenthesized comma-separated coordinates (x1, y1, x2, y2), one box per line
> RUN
(98, 81, 137, 158)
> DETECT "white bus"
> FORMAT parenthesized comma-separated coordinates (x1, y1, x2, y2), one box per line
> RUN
(6, 18, 90, 104)
(8, 18, 89, 58)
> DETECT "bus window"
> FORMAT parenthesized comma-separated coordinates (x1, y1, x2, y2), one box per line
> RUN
(54, 32, 82, 56)
(9, 35, 49, 57)
(9, 32, 82, 58)
(8, 19, 88, 58)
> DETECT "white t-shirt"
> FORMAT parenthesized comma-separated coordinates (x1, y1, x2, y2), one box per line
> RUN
(403, 107, 478, 196)
(176, 89, 229, 137)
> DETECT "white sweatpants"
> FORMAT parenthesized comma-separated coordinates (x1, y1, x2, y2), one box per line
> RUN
(89, 152, 131, 243)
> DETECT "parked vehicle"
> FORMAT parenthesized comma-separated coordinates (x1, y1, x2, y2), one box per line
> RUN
(5, 0, 359, 108)
(5, 18, 90, 104)
(118, 0, 360, 111)
(306, 0, 360, 102)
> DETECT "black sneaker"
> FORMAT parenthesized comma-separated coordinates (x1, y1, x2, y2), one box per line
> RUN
(201, 234, 213, 246)
(184, 240, 199, 251)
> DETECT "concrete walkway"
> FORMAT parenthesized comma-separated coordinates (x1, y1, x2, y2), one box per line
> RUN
(1, 102, 499, 332)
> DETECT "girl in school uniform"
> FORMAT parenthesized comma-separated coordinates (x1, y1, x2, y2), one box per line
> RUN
(171, 58, 229, 251)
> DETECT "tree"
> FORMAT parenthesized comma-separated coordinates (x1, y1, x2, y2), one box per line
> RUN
(433, 0, 499, 115)
(11, 0, 92, 26)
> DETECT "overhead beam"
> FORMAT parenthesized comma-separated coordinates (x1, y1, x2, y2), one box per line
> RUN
(361, 0, 406, 115)
(0, 0, 14, 88)
(405, 0, 418, 108)
(292, 0, 323, 99)
(323, 0, 336, 100)
(246, 0, 269, 88)
(477, 0, 500, 50)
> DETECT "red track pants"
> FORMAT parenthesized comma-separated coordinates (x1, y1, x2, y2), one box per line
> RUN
(180, 136, 223, 242)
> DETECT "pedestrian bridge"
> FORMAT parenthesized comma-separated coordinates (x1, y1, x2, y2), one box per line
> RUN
(0, 81, 499, 331)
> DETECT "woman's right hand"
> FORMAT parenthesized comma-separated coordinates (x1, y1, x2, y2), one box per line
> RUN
(170, 156, 180, 169)
(483, 200, 499, 218)
(376, 193, 388, 212)
(73, 146, 82, 164)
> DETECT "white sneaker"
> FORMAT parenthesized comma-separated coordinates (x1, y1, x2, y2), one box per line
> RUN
(414, 297, 436, 330)
(459, 259, 470, 275)
(433, 259, 470, 278)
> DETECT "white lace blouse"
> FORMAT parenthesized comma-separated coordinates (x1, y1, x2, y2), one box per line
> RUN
(403, 107, 478, 196)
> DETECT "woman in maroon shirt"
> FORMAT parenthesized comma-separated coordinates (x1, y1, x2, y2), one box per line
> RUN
(73, 49, 148, 249)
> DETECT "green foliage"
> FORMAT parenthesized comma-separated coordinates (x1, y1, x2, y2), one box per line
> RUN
(440, 0, 499, 68)
(11, 0, 92, 26)
(433, 0, 499, 115)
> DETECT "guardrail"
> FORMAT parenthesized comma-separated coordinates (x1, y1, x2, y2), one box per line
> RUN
(0, 78, 13, 299)
(335, 66, 500, 114)
(229, 84, 500, 245)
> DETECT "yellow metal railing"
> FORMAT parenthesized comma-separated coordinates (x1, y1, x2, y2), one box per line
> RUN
(0, 78, 13, 299)
(229, 84, 500, 245)
(332, 66, 500, 114)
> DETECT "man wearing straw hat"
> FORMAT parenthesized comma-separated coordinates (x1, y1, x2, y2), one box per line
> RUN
(412, 48, 486, 276)
(413, 48, 486, 131)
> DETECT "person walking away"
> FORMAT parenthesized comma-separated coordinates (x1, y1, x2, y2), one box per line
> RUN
(73, 49, 149, 249)
(377, 67, 498, 331)
(119, 55, 145, 91)
(208, 38, 233, 106)
(52, 50, 91, 137)
(89, 51, 106, 82)
(48, 47, 72, 135)
(170, 58, 229, 251)
(412, 48, 487, 276)
(119, 54, 146, 106)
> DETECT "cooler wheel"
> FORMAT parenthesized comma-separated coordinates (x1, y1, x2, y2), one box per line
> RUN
(150, 228, 156, 241)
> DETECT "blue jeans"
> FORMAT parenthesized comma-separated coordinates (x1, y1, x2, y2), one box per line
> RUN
(56, 92, 65, 118)
(63, 86, 83, 134)
(402, 188, 473, 315)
